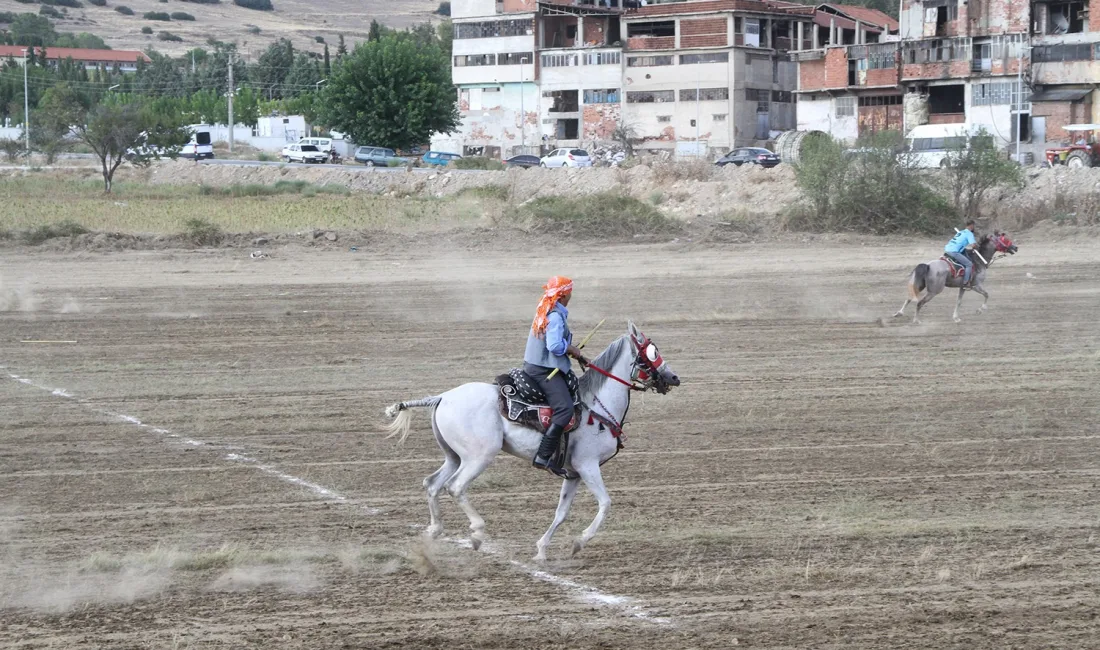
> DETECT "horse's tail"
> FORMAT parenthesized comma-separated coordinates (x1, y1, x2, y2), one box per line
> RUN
(909, 263, 930, 300)
(383, 396, 442, 444)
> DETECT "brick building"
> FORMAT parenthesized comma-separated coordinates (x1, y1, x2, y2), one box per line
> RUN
(433, 0, 816, 158)
(796, 0, 1100, 153)
(0, 46, 150, 72)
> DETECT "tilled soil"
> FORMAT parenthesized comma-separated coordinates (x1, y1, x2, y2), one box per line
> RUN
(1, 239, 1098, 648)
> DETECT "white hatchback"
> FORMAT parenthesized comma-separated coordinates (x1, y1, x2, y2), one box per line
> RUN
(540, 148, 592, 168)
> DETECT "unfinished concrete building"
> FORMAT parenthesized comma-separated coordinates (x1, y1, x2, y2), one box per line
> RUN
(797, 0, 1100, 155)
(434, 0, 816, 158)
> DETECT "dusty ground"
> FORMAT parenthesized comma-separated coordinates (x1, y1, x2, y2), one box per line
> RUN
(0, 0, 438, 56)
(1, 237, 1098, 648)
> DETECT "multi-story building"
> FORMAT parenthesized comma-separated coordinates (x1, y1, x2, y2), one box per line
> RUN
(434, 0, 815, 158)
(797, 0, 1100, 152)
(0, 46, 151, 73)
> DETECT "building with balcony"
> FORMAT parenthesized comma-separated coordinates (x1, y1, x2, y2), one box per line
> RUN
(434, 0, 816, 158)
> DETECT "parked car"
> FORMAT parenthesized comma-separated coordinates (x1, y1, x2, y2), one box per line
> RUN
(715, 147, 780, 168)
(504, 154, 541, 169)
(354, 146, 408, 167)
(539, 148, 592, 168)
(282, 144, 328, 164)
(422, 151, 462, 166)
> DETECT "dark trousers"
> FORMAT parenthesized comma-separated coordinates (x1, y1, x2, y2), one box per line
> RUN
(524, 363, 574, 427)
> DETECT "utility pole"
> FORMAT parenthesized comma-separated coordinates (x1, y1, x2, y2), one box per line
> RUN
(520, 57, 527, 153)
(227, 54, 235, 154)
(23, 47, 30, 155)
(1015, 46, 1022, 165)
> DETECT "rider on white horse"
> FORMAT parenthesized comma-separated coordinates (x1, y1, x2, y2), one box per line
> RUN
(945, 219, 978, 285)
(524, 276, 589, 476)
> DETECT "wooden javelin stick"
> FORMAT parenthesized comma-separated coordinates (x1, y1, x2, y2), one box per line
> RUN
(547, 318, 606, 381)
(954, 227, 988, 265)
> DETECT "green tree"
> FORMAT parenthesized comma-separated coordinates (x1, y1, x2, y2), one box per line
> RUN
(323, 44, 330, 76)
(136, 51, 185, 97)
(437, 20, 453, 56)
(76, 101, 190, 193)
(31, 82, 86, 163)
(336, 33, 347, 59)
(283, 52, 320, 96)
(254, 38, 293, 98)
(368, 19, 383, 42)
(944, 129, 1024, 219)
(10, 14, 57, 46)
(321, 34, 458, 151)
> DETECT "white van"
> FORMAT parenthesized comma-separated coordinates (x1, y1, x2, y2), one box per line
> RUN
(298, 137, 333, 152)
(179, 124, 214, 160)
(903, 124, 975, 168)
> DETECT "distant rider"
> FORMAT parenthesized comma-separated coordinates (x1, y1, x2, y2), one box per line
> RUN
(945, 219, 978, 285)
(524, 276, 588, 477)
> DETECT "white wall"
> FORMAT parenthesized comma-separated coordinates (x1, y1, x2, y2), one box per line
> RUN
(452, 0, 498, 19)
(453, 34, 536, 57)
(797, 96, 858, 143)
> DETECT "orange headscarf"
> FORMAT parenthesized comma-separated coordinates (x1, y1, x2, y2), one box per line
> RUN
(531, 276, 573, 336)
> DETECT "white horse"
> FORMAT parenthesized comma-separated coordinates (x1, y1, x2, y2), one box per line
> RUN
(384, 322, 680, 560)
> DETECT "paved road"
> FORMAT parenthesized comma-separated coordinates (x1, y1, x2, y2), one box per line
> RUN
(198, 159, 444, 172)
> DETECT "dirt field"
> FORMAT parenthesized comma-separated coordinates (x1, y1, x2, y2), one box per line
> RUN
(1, 237, 1098, 649)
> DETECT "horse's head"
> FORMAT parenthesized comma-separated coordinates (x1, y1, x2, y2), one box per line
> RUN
(627, 322, 681, 394)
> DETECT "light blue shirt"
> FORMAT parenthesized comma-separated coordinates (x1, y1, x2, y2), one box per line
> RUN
(945, 229, 975, 254)
(544, 304, 570, 357)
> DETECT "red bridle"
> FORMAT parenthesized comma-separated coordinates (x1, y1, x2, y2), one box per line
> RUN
(583, 335, 665, 392)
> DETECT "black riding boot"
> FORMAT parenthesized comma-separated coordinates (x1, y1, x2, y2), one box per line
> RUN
(532, 423, 568, 477)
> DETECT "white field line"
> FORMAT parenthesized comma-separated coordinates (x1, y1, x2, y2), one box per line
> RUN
(3, 367, 666, 625)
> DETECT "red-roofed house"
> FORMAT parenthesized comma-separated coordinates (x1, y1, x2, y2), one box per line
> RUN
(0, 46, 150, 72)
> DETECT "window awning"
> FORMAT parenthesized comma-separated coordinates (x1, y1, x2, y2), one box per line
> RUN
(1029, 88, 1093, 102)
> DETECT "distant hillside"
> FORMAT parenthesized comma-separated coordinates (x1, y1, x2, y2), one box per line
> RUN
(0, 0, 441, 57)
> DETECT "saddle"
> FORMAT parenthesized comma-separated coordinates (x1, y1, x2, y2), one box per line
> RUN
(495, 369, 582, 434)
(941, 255, 973, 282)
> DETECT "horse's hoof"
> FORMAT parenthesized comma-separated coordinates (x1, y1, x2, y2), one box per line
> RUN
(571, 539, 584, 557)
(470, 530, 486, 551)
(953, 317, 962, 323)
(533, 551, 547, 562)
(426, 525, 443, 539)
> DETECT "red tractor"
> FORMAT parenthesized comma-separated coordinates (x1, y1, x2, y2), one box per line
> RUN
(1044, 124, 1100, 168)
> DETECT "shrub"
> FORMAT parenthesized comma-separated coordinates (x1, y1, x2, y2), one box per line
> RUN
(458, 185, 509, 200)
(244, 24, 260, 34)
(182, 218, 223, 246)
(942, 129, 1024, 220)
(0, 137, 25, 162)
(256, 151, 273, 162)
(521, 191, 683, 238)
(115, 5, 134, 14)
(21, 220, 89, 245)
(452, 156, 504, 171)
(141, 25, 152, 33)
(42, 0, 84, 7)
(234, 0, 274, 10)
(0, 12, 16, 22)
(158, 30, 182, 41)
(180, 0, 220, 3)
(314, 35, 324, 43)
(143, 11, 171, 20)
(651, 158, 714, 183)
(14, 0, 37, 5)
(40, 6, 65, 18)
(790, 131, 956, 235)
(434, 1, 451, 16)
(170, 11, 195, 20)
(88, 0, 107, 6)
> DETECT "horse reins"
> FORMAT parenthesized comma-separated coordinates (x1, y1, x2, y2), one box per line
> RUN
(583, 361, 645, 391)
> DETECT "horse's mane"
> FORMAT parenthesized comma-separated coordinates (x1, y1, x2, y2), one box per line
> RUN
(579, 335, 628, 399)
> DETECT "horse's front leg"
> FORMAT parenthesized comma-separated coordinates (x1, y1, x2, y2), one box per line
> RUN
(572, 462, 611, 557)
(972, 284, 990, 314)
(952, 287, 966, 323)
(534, 477, 580, 561)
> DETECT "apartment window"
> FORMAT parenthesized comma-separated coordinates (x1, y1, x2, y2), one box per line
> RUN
(904, 37, 970, 64)
(971, 82, 1013, 106)
(583, 88, 621, 104)
(1032, 43, 1095, 62)
(857, 95, 903, 106)
(657, 115, 672, 123)
(627, 90, 675, 103)
(679, 87, 729, 101)
(627, 55, 674, 67)
(454, 54, 496, 67)
(680, 52, 730, 65)
(543, 90, 579, 112)
(713, 114, 728, 121)
(852, 43, 896, 70)
(627, 21, 675, 37)
(541, 53, 579, 67)
(835, 96, 856, 117)
(455, 18, 534, 39)
(772, 90, 792, 103)
(499, 52, 533, 66)
(584, 51, 621, 66)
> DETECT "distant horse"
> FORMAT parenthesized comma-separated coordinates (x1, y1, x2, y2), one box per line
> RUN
(384, 322, 680, 560)
(895, 232, 1018, 324)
